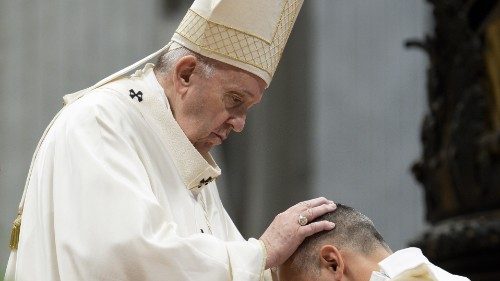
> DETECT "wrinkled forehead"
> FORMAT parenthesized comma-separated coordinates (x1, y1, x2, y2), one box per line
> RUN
(212, 64, 267, 100)
(215, 61, 267, 90)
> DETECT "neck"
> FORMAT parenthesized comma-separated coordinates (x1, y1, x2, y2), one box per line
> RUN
(154, 70, 177, 117)
(154, 70, 172, 99)
(342, 247, 391, 281)
(370, 247, 391, 268)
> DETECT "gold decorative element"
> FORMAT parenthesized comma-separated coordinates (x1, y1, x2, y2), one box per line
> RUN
(9, 214, 22, 250)
(485, 16, 500, 129)
(175, 0, 302, 79)
(298, 214, 308, 226)
(199, 193, 213, 234)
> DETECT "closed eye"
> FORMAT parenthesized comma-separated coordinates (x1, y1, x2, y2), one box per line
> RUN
(224, 93, 244, 108)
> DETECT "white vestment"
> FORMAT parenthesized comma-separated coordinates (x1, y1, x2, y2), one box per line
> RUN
(369, 247, 470, 281)
(5, 64, 271, 281)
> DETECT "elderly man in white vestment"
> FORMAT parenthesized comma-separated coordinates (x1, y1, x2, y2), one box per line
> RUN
(278, 204, 470, 281)
(4, 0, 338, 280)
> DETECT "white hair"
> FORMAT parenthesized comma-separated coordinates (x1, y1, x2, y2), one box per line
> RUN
(154, 46, 215, 78)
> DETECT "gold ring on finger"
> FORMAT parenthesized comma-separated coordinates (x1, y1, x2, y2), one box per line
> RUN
(298, 214, 308, 226)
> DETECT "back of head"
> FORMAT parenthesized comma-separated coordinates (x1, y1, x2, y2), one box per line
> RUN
(286, 204, 391, 275)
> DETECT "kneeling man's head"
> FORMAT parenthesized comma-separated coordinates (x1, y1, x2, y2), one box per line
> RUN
(278, 204, 392, 281)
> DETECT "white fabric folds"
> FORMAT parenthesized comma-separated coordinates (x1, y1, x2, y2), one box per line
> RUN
(5, 65, 271, 281)
(369, 247, 470, 281)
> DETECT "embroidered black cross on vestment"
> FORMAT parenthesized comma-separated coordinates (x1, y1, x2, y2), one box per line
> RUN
(129, 89, 143, 102)
(197, 177, 214, 188)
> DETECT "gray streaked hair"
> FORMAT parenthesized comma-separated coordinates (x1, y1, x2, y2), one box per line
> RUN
(288, 204, 391, 276)
(154, 46, 215, 78)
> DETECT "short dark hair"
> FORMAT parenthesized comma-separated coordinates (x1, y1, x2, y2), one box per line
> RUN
(287, 204, 391, 274)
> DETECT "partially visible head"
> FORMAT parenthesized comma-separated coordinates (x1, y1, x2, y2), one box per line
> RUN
(154, 47, 266, 154)
(279, 204, 392, 281)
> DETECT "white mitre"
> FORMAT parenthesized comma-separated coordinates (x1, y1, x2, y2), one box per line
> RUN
(64, 0, 304, 104)
(172, 0, 304, 85)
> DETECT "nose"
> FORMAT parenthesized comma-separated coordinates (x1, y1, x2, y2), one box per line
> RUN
(227, 114, 246, 133)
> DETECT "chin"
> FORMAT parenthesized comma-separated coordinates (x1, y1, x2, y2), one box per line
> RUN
(195, 147, 210, 154)
(195, 143, 214, 154)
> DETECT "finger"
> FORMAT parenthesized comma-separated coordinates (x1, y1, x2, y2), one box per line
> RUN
(304, 197, 335, 209)
(299, 201, 311, 209)
(304, 203, 336, 221)
(292, 197, 329, 212)
(290, 198, 335, 213)
(299, 221, 336, 237)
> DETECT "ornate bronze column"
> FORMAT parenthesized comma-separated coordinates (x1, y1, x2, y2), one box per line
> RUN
(408, 0, 500, 280)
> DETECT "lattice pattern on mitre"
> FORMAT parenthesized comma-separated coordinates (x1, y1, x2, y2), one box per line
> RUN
(175, 0, 302, 78)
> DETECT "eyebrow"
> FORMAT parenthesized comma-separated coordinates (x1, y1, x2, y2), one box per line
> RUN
(240, 89, 256, 98)
(227, 89, 251, 98)
(227, 87, 260, 102)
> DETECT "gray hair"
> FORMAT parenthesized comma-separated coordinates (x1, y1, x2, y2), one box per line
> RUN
(154, 46, 215, 78)
(288, 204, 391, 276)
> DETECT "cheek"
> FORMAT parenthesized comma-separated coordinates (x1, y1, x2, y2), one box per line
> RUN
(182, 96, 213, 123)
(183, 92, 228, 131)
(202, 102, 229, 127)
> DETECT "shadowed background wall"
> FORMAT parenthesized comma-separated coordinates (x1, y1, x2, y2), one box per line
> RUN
(0, 0, 430, 275)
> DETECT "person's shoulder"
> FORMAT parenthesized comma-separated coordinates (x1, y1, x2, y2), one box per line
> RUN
(58, 86, 138, 130)
(72, 84, 129, 108)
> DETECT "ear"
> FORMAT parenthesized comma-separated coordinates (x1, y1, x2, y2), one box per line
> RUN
(320, 245, 345, 281)
(172, 55, 198, 96)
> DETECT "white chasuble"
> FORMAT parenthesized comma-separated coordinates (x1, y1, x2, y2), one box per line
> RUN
(5, 64, 271, 281)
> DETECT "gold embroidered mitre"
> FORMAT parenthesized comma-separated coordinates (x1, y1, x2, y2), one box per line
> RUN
(171, 0, 305, 85)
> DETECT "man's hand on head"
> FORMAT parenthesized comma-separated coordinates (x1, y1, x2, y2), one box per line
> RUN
(259, 197, 337, 269)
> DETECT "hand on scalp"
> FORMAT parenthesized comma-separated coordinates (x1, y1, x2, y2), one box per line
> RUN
(259, 197, 337, 269)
